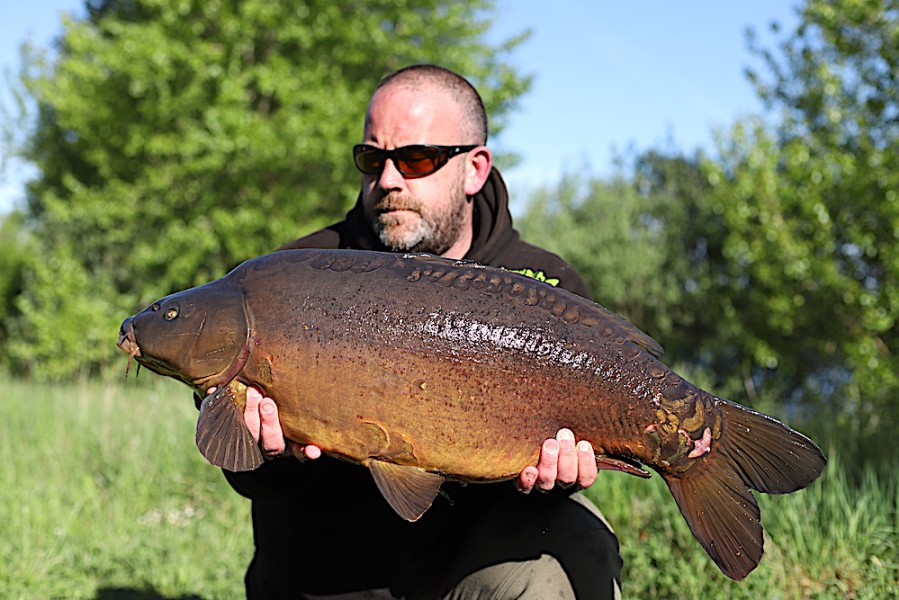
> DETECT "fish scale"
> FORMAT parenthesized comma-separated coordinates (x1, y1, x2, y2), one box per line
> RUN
(118, 248, 825, 581)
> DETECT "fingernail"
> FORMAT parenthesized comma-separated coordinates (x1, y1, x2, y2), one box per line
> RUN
(577, 440, 593, 453)
(261, 401, 274, 414)
(544, 439, 559, 455)
(557, 429, 574, 442)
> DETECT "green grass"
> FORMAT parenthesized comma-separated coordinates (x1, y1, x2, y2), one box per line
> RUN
(1, 379, 252, 599)
(585, 450, 897, 598)
(3, 380, 896, 598)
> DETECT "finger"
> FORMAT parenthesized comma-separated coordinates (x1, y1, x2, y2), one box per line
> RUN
(555, 428, 578, 485)
(258, 396, 286, 455)
(577, 440, 598, 488)
(535, 438, 559, 492)
(286, 442, 323, 462)
(286, 442, 306, 462)
(197, 387, 217, 410)
(515, 466, 539, 494)
(244, 386, 263, 442)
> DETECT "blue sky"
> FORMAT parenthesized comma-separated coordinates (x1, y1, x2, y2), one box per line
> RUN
(0, 1, 799, 213)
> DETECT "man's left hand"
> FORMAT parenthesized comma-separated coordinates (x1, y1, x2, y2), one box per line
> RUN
(516, 428, 597, 494)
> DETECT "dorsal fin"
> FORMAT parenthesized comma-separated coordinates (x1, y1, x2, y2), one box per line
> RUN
(398, 252, 665, 357)
(196, 386, 264, 472)
(366, 460, 445, 522)
(596, 305, 665, 357)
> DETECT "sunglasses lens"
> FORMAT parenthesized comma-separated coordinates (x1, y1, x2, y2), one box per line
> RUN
(353, 145, 462, 178)
(354, 146, 384, 175)
(394, 146, 441, 176)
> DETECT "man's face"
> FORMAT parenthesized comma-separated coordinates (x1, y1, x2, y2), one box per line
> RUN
(360, 84, 472, 257)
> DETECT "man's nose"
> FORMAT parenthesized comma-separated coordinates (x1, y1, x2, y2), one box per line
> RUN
(377, 156, 406, 190)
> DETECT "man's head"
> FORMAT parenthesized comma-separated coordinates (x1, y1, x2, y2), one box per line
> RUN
(356, 65, 493, 259)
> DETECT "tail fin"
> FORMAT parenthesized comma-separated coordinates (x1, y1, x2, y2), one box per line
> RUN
(662, 401, 826, 580)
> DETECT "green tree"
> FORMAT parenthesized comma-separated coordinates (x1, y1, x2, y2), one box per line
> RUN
(7, 0, 530, 379)
(731, 0, 899, 462)
(0, 212, 28, 371)
(522, 0, 899, 468)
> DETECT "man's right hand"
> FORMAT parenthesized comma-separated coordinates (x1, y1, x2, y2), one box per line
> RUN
(243, 386, 322, 461)
(206, 386, 322, 462)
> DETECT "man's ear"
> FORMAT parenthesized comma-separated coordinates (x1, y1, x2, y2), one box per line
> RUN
(463, 146, 493, 196)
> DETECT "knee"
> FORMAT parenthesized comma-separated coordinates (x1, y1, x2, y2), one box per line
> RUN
(445, 554, 575, 600)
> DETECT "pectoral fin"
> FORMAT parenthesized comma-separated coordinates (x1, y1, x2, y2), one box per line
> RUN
(366, 460, 445, 522)
(196, 386, 264, 472)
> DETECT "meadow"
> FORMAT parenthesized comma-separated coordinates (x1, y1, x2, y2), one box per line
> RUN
(2, 379, 895, 599)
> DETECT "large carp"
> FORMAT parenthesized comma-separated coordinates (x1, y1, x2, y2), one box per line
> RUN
(117, 248, 825, 581)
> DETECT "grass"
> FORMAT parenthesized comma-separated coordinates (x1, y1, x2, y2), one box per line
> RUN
(3, 379, 896, 598)
(586, 450, 897, 598)
(1, 378, 252, 599)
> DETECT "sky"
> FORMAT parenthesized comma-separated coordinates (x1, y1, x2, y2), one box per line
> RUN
(0, 1, 800, 214)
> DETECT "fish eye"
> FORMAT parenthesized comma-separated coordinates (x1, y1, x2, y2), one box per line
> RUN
(165, 308, 179, 320)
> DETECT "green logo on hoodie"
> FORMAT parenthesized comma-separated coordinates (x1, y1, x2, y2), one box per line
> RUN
(506, 268, 560, 287)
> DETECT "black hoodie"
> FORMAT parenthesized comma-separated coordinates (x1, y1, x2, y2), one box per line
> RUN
(278, 168, 592, 299)
(227, 168, 595, 596)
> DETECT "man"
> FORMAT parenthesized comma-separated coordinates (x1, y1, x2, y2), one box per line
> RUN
(225, 64, 622, 599)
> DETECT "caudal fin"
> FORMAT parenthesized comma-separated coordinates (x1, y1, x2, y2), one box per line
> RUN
(662, 401, 826, 580)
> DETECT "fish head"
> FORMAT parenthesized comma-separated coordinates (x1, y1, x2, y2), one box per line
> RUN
(117, 282, 250, 392)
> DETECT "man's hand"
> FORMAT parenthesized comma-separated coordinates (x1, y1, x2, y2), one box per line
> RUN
(206, 386, 321, 461)
(244, 386, 322, 461)
(516, 429, 597, 494)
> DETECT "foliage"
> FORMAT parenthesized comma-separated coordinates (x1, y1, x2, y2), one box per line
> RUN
(6, 0, 530, 380)
(739, 0, 899, 463)
(521, 0, 899, 470)
(4, 379, 895, 598)
(702, 118, 898, 468)
(0, 212, 28, 369)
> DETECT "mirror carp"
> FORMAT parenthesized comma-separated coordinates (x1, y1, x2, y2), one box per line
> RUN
(117, 248, 826, 581)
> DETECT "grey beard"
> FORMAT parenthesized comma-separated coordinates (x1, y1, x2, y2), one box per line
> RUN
(375, 213, 463, 256)
(371, 191, 468, 255)
(375, 215, 433, 253)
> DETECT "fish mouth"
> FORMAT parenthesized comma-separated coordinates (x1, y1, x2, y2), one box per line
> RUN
(117, 319, 142, 376)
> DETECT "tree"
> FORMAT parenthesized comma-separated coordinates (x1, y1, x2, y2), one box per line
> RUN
(7, 0, 530, 379)
(521, 0, 899, 467)
(0, 212, 28, 371)
(734, 0, 899, 461)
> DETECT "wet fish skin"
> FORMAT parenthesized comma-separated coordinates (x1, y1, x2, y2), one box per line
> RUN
(117, 248, 826, 581)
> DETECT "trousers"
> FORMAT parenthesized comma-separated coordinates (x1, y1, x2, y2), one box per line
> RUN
(249, 493, 622, 600)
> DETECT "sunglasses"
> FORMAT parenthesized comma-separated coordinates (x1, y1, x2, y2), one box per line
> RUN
(353, 144, 478, 179)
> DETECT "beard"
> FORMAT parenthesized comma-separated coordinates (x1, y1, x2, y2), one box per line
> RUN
(366, 178, 468, 255)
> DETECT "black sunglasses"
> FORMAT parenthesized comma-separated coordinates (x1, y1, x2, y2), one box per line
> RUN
(353, 144, 478, 179)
